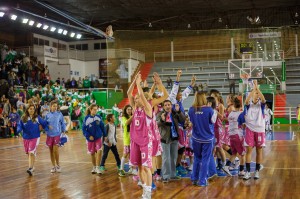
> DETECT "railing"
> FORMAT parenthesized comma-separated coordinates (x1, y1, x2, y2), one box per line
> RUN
(154, 48, 231, 62)
(274, 107, 297, 124)
(30, 45, 145, 62)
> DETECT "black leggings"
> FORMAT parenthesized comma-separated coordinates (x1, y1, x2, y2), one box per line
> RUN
(100, 144, 121, 167)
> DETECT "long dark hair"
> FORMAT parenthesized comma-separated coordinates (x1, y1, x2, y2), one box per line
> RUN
(22, 104, 38, 123)
(123, 105, 132, 119)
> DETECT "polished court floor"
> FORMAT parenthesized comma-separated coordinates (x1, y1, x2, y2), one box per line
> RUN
(0, 125, 299, 199)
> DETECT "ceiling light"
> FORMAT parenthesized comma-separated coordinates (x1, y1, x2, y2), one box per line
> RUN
(295, 20, 299, 25)
(70, 32, 75, 37)
(43, 25, 49, 30)
(296, 12, 299, 17)
(256, 41, 259, 43)
(11, 15, 17, 20)
(270, 68, 272, 69)
(58, 29, 63, 34)
(187, 24, 191, 29)
(50, 27, 56, 32)
(22, 18, 29, 24)
(36, 23, 42, 28)
(0, 12, 5, 17)
(28, 20, 34, 26)
(218, 18, 222, 23)
(76, 34, 82, 39)
(149, 22, 152, 28)
(63, 30, 68, 35)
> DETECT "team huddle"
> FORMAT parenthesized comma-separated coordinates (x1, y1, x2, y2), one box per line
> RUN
(17, 70, 268, 199)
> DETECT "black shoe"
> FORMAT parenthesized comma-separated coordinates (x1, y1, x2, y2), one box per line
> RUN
(27, 168, 33, 176)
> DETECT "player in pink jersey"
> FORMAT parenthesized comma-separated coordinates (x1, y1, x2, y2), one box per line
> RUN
(210, 90, 231, 176)
(223, 96, 246, 177)
(243, 80, 266, 180)
(127, 72, 153, 199)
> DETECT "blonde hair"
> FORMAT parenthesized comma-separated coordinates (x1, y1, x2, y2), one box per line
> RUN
(192, 92, 207, 108)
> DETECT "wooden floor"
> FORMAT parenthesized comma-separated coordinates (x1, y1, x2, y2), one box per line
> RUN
(0, 125, 300, 199)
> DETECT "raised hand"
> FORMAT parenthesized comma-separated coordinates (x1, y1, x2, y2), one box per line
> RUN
(136, 73, 142, 86)
(176, 70, 182, 82)
(153, 72, 162, 85)
(191, 75, 196, 86)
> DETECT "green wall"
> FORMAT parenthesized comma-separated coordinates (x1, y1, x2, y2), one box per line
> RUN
(92, 91, 124, 109)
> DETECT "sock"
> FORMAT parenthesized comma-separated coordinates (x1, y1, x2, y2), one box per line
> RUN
(226, 149, 233, 155)
(156, 169, 161, 175)
(225, 160, 232, 167)
(120, 157, 125, 170)
(239, 165, 244, 172)
(246, 163, 251, 172)
(256, 163, 261, 171)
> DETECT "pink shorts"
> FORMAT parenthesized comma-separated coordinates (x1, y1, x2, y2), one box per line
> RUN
(123, 145, 130, 155)
(87, 138, 103, 154)
(244, 127, 265, 148)
(152, 140, 162, 157)
(46, 135, 60, 147)
(184, 147, 194, 157)
(229, 134, 245, 156)
(178, 127, 185, 148)
(23, 138, 40, 155)
(130, 141, 152, 168)
(214, 125, 225, 148)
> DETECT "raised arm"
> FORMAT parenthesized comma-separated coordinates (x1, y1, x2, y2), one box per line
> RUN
(136, 74, 152, 118)
(181, 75, 196, 101)
(127, 73, 139, 108)
(245, 90, 254, 105)
(253, 80, 266, 103)
(168, 70, 182, 103)
(151, 72, 169, 107)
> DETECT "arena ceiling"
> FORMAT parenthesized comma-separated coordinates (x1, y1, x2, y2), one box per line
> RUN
(1, 0, 300, 39)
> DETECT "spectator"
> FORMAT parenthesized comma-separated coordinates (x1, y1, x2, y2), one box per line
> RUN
(102, 79, 107, 88)
(157, 100, 186, 182)
(83, 76, 91, 88)
(2, 99, 11, 116)
(56, 77, 61, 85)
(16, 97, 24, 108)
(203, 83, 208, 92)
(229, 79, 236, 94)
(0, 114, 9, 138)
(198, 83, 203, 91)
(70, 77, 77, 88)
(166, 76, 172, 88)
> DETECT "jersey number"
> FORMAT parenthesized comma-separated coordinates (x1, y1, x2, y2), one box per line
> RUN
(135, 120, 140, 126)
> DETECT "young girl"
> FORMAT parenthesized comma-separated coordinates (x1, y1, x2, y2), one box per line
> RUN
(224, 96, 246, 177)
(17, 104, 48, 176)
(210, 90, 231, 176)
(127, 72, 153, 199)
(82, 104, 105, 175)
(120, 105, 135, 174)
(100, 114, 125, 176)
(45, 100, 66, 173)
(243, 80, 266, 180)
(188, 92, 217, 186)
(9, 107, 20, 138)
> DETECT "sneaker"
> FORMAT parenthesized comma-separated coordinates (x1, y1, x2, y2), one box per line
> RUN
(259, 165, 264, 171)
(243, 172, 251, 180)
(56, 166, 61, 173)
(151, 181, 156, 190)
(162, 178, 169, 183)
(99, 166, 106, 173)
(96, 167, 103, 174)
(238, 170, 246, 177)
(137, 180, 143, 188)
(91, 166, 97, 174)
(197, 182, 208, 187)
(176, 165, 188, 175)
(127, 167, 133, 175)
(192, 180, 198, 186)
(223, 166, 231, 176)
(153, 173, 162, 181)
(118, 169, 126, 177)
(254, 171, 260, 180)
(221, 166, 232, 176)
(50, 167, 56, 173)
(132, 175, 139, 181)
(131, 169, 138, 175)
(208, 173, 218, 180)
(27, 168, 33, 176)
(170, 175, 181, 181)
(143, 186, 152, 199)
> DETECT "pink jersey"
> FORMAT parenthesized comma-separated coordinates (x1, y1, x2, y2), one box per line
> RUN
(215, 106, 223, 128)
(130, 107, 152, 146)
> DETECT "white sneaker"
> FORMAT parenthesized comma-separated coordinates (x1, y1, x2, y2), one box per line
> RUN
(259, 165, 264, 171)
(222, 166, 232, 176)
(127, 167, 133, 175)
(50, 167, 56, 173)
(254, 171, 260, 179)
(96, 167, 103, 174)
(243, 172, 251, 180)
(238, 170, 245, 177)
(56, 166, 61, 173)
(142, 185, 152, 199)
(91, 166, 97, 174)
(132, 169, 138, 175)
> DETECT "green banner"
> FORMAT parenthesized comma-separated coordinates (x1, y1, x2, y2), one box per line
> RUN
(281, 61, 286, 81)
